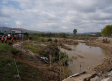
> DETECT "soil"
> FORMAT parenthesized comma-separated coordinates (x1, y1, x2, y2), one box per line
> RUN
(12, 40, 60, 81)
(11, 38, 112, 81)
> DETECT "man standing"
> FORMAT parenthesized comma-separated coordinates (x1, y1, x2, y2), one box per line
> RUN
(5, 36, 7, 44)
(1, 36, 4, 43)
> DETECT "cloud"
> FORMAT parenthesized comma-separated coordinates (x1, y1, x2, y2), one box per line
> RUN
(61, 26, 68, 29)
(15, 20, 23, 25)
(0, 17, 11, 26)
(0, 0, 112, 33)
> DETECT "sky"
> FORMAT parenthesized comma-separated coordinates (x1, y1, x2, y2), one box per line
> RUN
(0, 0, 112, 33)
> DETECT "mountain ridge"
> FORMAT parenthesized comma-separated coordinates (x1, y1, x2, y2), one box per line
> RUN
(0, 26, 40, 33)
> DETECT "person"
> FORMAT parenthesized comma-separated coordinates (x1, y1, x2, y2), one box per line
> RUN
(11, 37, 13, 42)
(1, 36, 4, 43)
(5, 36, 7, 44)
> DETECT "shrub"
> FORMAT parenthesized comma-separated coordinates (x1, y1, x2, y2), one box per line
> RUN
(47, 38, 52, 42)
(60, 52, 72, 66)
(54, 39, 58, 43)
(38, 43, 59, 62)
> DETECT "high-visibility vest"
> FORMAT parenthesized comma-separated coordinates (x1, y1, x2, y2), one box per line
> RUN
(1, 37, 4, 41)
(11, 38, 13, 41)
(5, 37, 7, 41)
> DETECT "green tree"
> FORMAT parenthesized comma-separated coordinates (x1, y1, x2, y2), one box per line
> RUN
(37, 33, 44, 37)
(73, 29, 77, 36)
(96, 32, 102, 37)
(101, 25, 112, 36)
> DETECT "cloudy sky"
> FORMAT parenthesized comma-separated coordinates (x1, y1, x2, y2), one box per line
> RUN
(0, 0, 112, 33)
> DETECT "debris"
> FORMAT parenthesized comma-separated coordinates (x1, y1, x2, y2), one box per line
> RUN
(35, 55, 53, 65)
(102, 38, 110, 43)
(69, 70, 86, 78)
(92, 57, 112, 74)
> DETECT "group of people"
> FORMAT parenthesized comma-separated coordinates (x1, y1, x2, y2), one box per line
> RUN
(1, 35, 13, 44)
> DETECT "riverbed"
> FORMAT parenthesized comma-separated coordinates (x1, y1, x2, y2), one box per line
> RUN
(60, 42, 112, 74)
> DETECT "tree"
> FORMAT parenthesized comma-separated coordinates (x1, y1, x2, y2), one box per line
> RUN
(101, 25, 112, 36)
(73, 29, 77, 36)
(96, 32, 102, 37)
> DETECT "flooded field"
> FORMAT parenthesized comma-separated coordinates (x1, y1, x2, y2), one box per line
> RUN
(60, 42, 112, 74)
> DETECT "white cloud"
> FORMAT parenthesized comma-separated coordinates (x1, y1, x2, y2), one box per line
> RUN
(61, 26, 68, 29)
(15, 20, 23, 26)
(0, 0, 112, 33)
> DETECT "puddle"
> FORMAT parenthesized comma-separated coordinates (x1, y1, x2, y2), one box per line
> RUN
(60, 43, 112, 74)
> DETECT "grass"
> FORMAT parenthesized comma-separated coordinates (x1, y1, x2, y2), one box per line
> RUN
(22, 40, 73, 66)
(43, 41, 51, 45)
(21, 38, 73, 79)
(22, 42, 28, 45)
(0, 42, 12, 53)
(0, 42, 23, 56)
(27, 45, 40, 53)
(0, 56, 42, 81)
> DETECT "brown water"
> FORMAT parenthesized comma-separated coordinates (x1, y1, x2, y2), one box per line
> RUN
(66, 43, 111, 56)
(60, 43, 112, 74)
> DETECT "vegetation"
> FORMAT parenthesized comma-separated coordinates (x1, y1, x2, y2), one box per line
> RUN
(29, 32, 68, 39)
(0, 42, 23, 55)
(0, 56, 43, 81)
(0, 42, 43, 81)
(73, 29, 77, 36)
(60, 52, 73, 66)
(101, 25, 112, 36)
(23, 41, 72, 66)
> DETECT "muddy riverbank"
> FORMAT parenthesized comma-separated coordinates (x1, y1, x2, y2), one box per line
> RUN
(60, 42, 112, 74)
(86, 40, 112, 53)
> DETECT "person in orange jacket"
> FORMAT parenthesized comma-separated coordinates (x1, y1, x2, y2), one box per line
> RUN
(1, 36, 4, 43)
(5, 36, 7, 44)
(11, 37, 13, 42)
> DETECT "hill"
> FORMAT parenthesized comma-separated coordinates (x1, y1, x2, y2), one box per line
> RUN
(0, 26, 40, 33)
(0, 42, 60, 81)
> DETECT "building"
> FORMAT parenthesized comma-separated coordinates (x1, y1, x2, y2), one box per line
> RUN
(10, 29, 23, 39)
(0, 29, 29, 40)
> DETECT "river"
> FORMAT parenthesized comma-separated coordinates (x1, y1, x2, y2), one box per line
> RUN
(60, 42, 112, 74)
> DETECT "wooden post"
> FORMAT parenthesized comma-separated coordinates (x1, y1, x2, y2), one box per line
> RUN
(59, 45, 61, 81)
(80, 64, 81, 71)
(49, 54, 51, 68)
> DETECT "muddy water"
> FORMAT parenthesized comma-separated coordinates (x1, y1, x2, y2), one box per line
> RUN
(68, 43, 111, 56)
(60, 43, 112, 74)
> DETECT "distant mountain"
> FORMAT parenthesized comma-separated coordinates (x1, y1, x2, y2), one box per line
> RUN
(0, 26, 100, 34)
(0, 26, 40, 33)
(0, 27, 11, 31)
(77, 32, 100, 35)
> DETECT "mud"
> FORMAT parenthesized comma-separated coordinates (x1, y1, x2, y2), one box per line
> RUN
(92, 57, 112, 74)
(86, 40, 112, 53)
(60, 42, 112, 74)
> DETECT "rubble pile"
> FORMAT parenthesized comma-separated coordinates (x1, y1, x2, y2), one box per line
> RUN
(102, 38, 110, 43)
